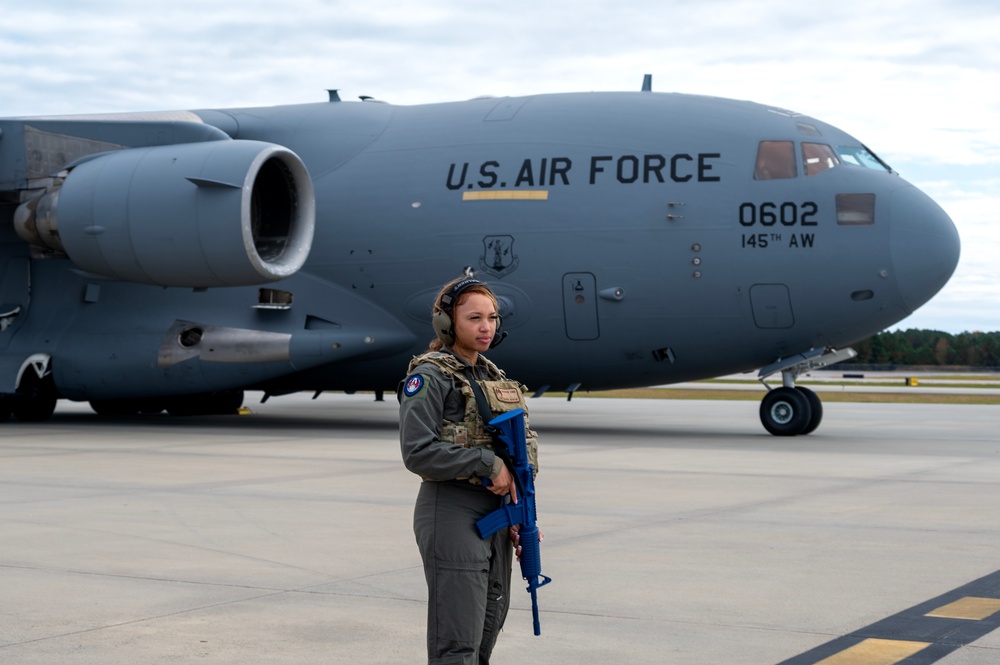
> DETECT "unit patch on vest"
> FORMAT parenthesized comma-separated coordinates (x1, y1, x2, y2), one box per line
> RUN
(403, 374, 425, 398)
(493, 386, 521, 403)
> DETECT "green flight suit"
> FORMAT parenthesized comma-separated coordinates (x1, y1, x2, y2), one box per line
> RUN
(399, 349, 534, 664)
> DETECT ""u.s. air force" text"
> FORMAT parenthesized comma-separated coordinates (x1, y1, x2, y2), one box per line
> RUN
(446, 153, 722, 190)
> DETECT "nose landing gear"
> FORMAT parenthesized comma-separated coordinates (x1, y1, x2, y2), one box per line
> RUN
(757, 348, 855, 436)
(760, 386, 823, 436)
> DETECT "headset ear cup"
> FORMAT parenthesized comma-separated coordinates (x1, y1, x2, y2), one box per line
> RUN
(432, 310, 455, 345)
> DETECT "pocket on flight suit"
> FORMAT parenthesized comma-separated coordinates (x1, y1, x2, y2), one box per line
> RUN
(433, 559, 490, 644)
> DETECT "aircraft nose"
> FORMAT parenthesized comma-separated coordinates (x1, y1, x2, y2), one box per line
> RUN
(889, 185, 961, 315)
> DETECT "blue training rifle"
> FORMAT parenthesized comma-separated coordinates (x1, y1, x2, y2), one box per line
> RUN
(477, 407, 552, 636)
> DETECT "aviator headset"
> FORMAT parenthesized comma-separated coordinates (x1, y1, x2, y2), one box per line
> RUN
(432, 278, 507, 349)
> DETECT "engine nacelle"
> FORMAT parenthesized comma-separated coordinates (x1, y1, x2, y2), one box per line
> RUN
(14, 140, 315, 288)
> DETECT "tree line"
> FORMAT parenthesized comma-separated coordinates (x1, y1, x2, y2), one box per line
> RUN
(843, 329, 1000, 368)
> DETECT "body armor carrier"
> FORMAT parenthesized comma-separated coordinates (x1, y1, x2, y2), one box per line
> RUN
(408, 351, 539, 483)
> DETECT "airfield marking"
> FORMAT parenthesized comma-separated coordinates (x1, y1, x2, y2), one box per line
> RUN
(778, 569, 1000, 664)
(924, 597, 1000, 621)
(812, 639, 929, 664)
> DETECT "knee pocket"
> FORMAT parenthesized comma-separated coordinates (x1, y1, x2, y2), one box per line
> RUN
(432, 562, 489, 643)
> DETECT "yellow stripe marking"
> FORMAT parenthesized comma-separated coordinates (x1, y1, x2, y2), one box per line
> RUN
(925, 596, 1000, 620)
(814, 638, 930, 665)
(462, 190, 549, 201)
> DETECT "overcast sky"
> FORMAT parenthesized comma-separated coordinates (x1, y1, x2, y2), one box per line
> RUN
(2, 0, 997, 334)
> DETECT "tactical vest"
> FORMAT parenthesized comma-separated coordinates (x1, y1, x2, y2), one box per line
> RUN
(407, 351, 539, 483)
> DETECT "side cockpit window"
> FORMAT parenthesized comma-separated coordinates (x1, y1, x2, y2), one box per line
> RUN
(754, 141, 796, 180)
(836, 145, 893, 173)
(802, 143, 840, 176)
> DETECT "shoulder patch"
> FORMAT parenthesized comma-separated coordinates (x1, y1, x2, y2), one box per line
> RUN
(402, 374, 426, 398)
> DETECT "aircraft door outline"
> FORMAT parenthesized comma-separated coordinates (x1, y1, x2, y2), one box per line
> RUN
(562, 272, 599, 340)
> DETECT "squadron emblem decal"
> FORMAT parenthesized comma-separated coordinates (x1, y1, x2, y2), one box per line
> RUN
(403, 374, 425, 397)
(480, 235, 519, 277)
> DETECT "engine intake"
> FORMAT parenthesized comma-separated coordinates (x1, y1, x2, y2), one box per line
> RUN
(14, 140, 315, 287)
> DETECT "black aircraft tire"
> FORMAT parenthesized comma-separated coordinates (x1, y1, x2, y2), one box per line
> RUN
(166, 396, 199, 417)
(796, 386, 823, 435)
(207, 390, 244, 415)
(90, 400, 140, 416)
(760, 387, 812, 436)
(12, 394, 58, 422)
(136, 400, 166, 415)
(166, 390, 244, 416)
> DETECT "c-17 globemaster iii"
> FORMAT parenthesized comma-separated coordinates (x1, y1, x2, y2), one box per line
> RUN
(0, 77, 960, 435)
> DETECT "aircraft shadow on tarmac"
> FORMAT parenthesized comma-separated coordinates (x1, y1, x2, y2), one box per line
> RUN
(24, 408, 780, 445)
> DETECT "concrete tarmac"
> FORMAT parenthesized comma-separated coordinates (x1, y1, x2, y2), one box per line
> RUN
(1, 394, 999, 664)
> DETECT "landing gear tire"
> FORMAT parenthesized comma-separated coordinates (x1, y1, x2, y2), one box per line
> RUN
(90, 400, 140, 416)
(166, 390, 244, 416)
(760, 386, 812, 436)
(137, 401, 166, 415)
(89, 399, 166, 416)
(11, 393, 58, 422)
(5, 355, 59, 422)
(796, 386, 823, 435)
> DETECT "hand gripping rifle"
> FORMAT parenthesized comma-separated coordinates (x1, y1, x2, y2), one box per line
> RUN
(476, 407, 552, 636)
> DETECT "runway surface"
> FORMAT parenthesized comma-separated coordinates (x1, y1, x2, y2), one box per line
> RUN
(2, 394, 999, 664)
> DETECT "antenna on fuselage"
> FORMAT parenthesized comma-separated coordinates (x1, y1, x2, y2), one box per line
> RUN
(641, 74, 652, 92)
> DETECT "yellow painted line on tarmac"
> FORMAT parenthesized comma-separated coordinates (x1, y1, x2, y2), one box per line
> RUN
(778, 569, 1000, 664)
(925, 596, 1000, 621)
(813, 638, 930, 665)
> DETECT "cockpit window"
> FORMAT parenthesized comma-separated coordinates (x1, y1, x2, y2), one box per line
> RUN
(836, 145, 893, 172)
(802, 143, 840, 176)
(754, 141, 796, 180)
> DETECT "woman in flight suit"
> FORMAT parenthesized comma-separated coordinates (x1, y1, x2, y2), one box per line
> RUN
(398, 276, 539, 665)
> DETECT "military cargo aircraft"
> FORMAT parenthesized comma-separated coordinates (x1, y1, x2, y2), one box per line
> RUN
(0, 78, 960, 434)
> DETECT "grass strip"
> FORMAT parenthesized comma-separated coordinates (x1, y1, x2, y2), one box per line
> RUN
(542, 388, 1000, 405)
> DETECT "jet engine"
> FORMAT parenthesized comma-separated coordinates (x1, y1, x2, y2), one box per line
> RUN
(13, 140, 315, 288)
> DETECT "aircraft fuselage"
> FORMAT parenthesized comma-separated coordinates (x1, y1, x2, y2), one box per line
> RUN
(0, 90, 960, 431)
